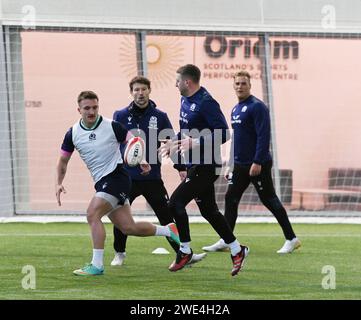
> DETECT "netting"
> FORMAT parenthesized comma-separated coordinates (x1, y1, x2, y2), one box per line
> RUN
(1, 26, 361, 216)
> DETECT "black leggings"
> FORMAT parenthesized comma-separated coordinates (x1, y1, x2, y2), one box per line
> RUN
(225, 161, 296, 240)
(168, 165, 236, 244)
(113, 179, 178, 253)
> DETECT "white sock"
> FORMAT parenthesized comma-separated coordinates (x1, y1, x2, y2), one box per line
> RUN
(155, 225, 170, 237)
(180, 242, 191, 254)
(228, 240, 241, 256)
(91, 249, 104, 269)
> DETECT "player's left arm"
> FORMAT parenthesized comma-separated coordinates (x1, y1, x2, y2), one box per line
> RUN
(250, 104, 271, 176)
(112, 120, 134, 144)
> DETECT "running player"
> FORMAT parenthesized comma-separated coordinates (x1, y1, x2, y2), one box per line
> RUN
(159, 65, 249, 276)
(111, 76, 206, 266)
(202, 71, 301, 254)
(55, 90, 180, 276)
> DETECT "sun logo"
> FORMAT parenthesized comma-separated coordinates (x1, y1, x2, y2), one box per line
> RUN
(119, 35, 185, 88)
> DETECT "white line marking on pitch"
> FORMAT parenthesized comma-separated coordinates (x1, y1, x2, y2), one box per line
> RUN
(0, 233, 361, 237)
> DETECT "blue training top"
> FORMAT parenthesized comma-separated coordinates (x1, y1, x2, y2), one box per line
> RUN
(230, 95, 272, 166)
(113, 100, 182, 180)
(177, 86, 229, 167)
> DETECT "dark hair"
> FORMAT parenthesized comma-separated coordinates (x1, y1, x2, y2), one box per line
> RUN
(176, 64, 201, 83)
(129, 76, 151, 91)
(77, 91, 99, 104)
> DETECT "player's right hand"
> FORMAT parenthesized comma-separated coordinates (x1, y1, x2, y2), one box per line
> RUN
(55, 184, 66, 206)
(224, 166, 232, 181)
(249, 163, 262, 176)
(140, 161, 151, 176)
(158, 139, 170, 157)
(178, 171, 187, 181)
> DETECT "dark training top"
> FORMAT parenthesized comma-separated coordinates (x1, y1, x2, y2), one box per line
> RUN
(230, 95, 272, 166)
(177, 86, 229, 167)
(113, 100, 182, 180)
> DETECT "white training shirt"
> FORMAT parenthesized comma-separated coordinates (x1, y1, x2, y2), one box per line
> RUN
(61, 116, 128, 183)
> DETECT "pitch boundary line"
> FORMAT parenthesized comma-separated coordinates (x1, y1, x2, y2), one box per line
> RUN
(0, 233, 360, 237)
(2, 216, 361, 224)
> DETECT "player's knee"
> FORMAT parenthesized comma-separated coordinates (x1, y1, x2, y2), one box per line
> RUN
(168, 199, 186, 218)
(120, 223, 136, 235)
(225, 190, 240, 204)
(86, 208, 104, 225)
(260, 195, 283, 210)
(86, 212, 98, 224)
(200, 207, 219, 219)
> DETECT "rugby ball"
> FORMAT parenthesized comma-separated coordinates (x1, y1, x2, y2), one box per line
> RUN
(124, 136, 145, 167)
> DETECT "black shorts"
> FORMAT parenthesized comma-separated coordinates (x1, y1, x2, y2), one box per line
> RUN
(94, 164, 132, 207)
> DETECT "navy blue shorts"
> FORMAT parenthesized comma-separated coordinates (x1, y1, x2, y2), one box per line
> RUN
(94, 165, 132, 207)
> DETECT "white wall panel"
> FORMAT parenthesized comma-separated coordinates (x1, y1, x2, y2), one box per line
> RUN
(1, 0, 360, 33)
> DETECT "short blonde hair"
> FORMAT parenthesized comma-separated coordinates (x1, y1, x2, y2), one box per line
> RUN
(233, 71, 251, 81)
(77, 91, 98, 105)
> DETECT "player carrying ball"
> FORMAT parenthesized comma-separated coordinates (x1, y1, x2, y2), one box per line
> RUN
(55, 91, 180, 276)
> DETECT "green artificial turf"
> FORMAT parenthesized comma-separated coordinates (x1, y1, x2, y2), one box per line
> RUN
(0, 223, 360, 300)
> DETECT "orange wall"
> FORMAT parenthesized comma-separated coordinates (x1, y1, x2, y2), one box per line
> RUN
(21, 32, 361, 211)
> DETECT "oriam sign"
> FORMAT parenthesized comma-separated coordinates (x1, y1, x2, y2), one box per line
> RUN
(204, 36, 299, 59)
